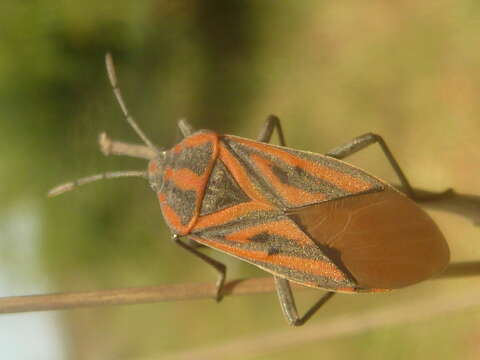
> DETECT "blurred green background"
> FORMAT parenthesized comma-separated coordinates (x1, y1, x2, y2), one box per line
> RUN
(1, 1, 480, 359)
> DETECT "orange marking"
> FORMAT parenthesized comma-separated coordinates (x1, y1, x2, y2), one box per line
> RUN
(191, 236, 347, 282)
(159, 201, 185, 233)
(164, 168, 203, 190)
(224, 219, 312, 246)
(228, 136, 373, 193)
(250, 153, 326, 206)
(194, 201, 274, 230)
(219, 143, 271, 204)
(172, 132, 218, 153)
(274, 255, 345, 281)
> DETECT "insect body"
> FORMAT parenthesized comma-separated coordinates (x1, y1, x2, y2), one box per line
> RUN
(51, 54, 450, 326)
(151, 130, 449, 292)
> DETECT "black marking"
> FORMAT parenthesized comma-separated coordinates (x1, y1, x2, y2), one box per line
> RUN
(220, 137, 284, 207)
(270, 162, 347, 198)
(247, 231, 316, 259)
(279, 145, 384, 189)
(267, 247, 280, 256)
(249, 232, 271, 243)
(249, 233, 294, 256)
(245, 234, 324, 260)
(194, 209, 283, 239)
(200, 160, 251, 216)
(170, 141, 213, 176)
(163, 180, 197, 226)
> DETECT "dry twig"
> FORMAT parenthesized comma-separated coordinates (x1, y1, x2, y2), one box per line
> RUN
(0, 262, 479, 314)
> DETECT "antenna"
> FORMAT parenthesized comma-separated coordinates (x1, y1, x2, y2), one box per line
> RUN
(48, 170, 148, 197)
(105, 53, 159, 152)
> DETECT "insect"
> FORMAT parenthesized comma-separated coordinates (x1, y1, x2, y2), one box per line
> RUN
(50, 54, 451, 326)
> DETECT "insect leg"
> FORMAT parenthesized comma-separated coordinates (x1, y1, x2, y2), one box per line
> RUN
(184, 238, 206, 249)
(326, 133, 451, 200)
(177, 119, 196, 138)
(259, 117, 337, 325)
(257, 115, 287, 146)
(274, 276, 335, 326)
(173, 235, 226, 302)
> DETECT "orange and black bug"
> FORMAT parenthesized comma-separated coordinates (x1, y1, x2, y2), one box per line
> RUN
(50, 54, 451, 326)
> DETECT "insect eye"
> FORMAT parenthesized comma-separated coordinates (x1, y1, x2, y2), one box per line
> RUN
(147, 158, 164, 193)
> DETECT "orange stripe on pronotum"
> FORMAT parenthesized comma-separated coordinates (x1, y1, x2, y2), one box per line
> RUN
(49, 53, 451, 326)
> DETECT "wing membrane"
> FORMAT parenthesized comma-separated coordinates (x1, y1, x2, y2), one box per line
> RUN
(288, 187, 450, 289)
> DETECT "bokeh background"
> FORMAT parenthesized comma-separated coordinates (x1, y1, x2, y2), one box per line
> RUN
(1, 1, 480, 359)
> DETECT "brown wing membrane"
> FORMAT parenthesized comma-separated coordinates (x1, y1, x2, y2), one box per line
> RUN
(287, 187, 450, 290)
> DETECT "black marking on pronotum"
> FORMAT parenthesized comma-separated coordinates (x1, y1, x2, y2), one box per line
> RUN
(200, 160, 251, 216)
(170, 141, 214, 176)
(164, 180, 197, 226)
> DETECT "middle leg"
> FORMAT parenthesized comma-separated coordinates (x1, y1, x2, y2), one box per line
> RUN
(326, 133, 452, 201)
(275, 276, 335, 326)
(173, 235, 226, 302)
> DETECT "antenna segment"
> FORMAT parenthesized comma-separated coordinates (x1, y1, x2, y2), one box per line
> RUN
(105, 53, 159, 152)
(48, 170, 148, 197)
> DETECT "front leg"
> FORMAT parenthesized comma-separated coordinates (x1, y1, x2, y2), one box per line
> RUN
(257, 115, 287, 146)
(326, 133, 452, 201)
(173, 235, 226, 302)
